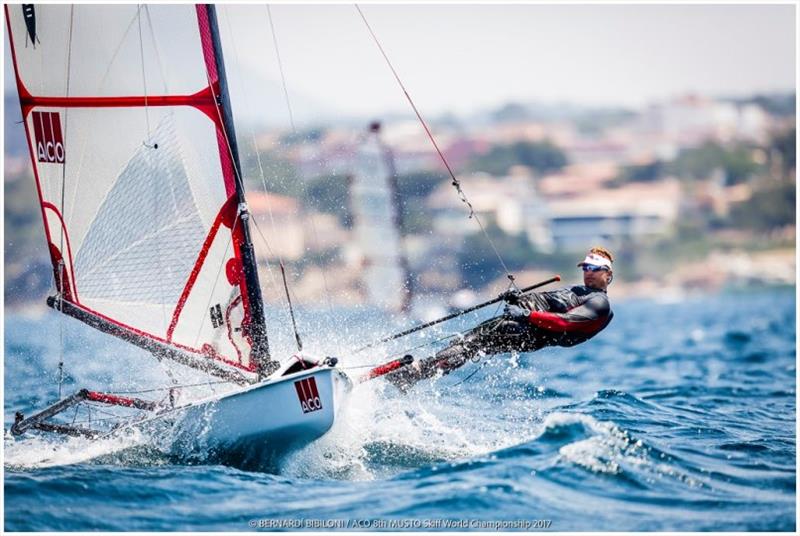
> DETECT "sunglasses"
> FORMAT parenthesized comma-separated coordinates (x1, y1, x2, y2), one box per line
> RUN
(582, 264, 609, 273)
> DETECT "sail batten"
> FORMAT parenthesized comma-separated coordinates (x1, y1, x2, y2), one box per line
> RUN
(6, 4, 269, 378)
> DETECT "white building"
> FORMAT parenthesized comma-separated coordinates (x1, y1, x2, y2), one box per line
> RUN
(247, 191, 305, 261)
(426, 169, 550, 250)
(544, 179, 682, 251)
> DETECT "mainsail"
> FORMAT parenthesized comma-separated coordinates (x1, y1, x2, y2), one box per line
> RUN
(350, 122, 411, 313)
(5, 4, 273, 382)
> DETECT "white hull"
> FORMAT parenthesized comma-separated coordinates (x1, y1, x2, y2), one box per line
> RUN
(163, 366, 352, 465)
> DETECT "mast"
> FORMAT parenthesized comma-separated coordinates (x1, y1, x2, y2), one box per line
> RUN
(204, 5, 275, 378)
(377, 122, 413, 314)
(351, 121, 413, 313)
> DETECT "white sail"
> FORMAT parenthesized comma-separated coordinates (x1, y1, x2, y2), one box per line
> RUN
(350, 122, 411, 313)
(5, 4, 267, 379)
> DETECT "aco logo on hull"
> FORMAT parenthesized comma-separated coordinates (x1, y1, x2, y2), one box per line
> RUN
(294, 377, 323, 413)
(32, 111, 66, 164)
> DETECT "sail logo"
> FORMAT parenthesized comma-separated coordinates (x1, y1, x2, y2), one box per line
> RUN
(294, 377, 323, 413)
(32, 111, 65, 164)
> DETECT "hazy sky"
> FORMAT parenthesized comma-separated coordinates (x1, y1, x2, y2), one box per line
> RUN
(219, 3, 796, 119)
(5, 2, 796, 124)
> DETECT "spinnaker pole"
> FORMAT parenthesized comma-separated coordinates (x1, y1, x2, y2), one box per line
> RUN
(204, 5, 276, 378)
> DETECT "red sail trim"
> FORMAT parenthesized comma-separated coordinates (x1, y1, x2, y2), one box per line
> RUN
(5, 6, 66, 302)
(166, 195, 237, 341)
(42, 202, 79, 302)
(17, 87, 220, 123)
(195, 5, 220, 87)
(195, 4, 255, 362)
(72, 299, 255, 372)
(5, 5, 257, 375)
(84, 391, 158, 411)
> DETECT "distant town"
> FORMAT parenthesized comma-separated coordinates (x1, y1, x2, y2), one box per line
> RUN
(4, 92, 796, 310)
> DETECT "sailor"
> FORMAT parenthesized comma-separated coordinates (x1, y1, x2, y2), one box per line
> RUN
(386, 247, 615, 391)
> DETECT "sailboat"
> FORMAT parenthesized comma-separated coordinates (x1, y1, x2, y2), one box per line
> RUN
(5, 4, 360, 460)
(349, 121, 412, 314)
(6, 4, 559, 466)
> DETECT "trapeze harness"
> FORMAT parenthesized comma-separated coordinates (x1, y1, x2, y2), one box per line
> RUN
(387, 286, 613, 390)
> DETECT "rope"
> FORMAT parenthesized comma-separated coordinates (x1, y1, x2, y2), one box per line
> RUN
(136, 5, 154, 147)
(354, 5, 515, 285)
(56, 5, 75, 400)
(143, 5, 169, 93)
(250, 216, 308, 341)
(266, 5, 296, 131)
(280, 262, 303, 351)
(109, 380, 230, 395)
(448, 360, 489, 387)
(261, 5, 337, 315)
(221, 10, 298, 341)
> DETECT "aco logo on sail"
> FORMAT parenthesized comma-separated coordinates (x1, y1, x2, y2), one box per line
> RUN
(32, 111, 65, 164)
(294, 377, 323, 413)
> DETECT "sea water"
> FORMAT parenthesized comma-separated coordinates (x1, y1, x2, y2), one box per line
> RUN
(3, 289, 796, 531)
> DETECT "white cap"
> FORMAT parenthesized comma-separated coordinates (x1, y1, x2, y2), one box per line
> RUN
(577, 253, 613, 269)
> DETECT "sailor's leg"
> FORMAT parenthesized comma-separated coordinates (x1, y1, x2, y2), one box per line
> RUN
(383, 341, 473, 392)
(385, 317, 513, 391)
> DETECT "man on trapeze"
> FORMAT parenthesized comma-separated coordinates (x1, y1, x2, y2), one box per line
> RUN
(385, 247, 615, 392)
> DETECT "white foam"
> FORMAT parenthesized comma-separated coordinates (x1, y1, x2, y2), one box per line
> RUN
(4, 427, 147, 470)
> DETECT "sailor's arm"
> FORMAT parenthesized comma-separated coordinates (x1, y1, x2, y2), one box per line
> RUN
(525, 295, 610, 332)
(517, 289, 564, 312)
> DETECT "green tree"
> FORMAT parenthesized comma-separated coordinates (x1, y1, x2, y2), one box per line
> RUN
(456, 225, 575, 288)
(396, 171, 445, 199)
(303, 174, 352, 228)
(669, 141, 762, 185)
(729, 179, 796, 231)
(615, 159, 666, 184)
(395, 171, 445, 234)
(772, 128, 796, 175)
(279, 128, 326, 146)
(470, 140, 568, 175)
(244, 150, 301, 197)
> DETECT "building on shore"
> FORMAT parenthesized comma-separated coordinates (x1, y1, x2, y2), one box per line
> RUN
(543, 179, 682, 251)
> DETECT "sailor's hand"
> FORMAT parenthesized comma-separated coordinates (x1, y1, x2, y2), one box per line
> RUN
(504, 304, 530, 320)
(499, 288, 523, 305)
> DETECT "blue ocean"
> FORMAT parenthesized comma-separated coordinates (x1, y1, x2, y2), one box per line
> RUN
(3, 288, 796, 531)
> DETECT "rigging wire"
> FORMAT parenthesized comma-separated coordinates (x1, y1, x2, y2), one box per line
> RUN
(110, 380, 230, 395)
(266, 5, 296, 132)
(280, 262, 303, 351)
(201, 8, 283, 373)
(64, 10, 142, 239)
(262, 4, 337, 315)
(56, 5, 75, 400)
(354, 4, 516, 286)
(221, 9, 306, 341)
(249, 215, 308, 345)
(202, 8, 306, 368)
(136, 4, 155, 148)
(137, 5, 176, 385)
(143, 5, 169, 93)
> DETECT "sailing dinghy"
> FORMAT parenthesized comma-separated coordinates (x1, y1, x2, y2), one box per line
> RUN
(4, 4, 367, 460)
(349, 121, 412, 315)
